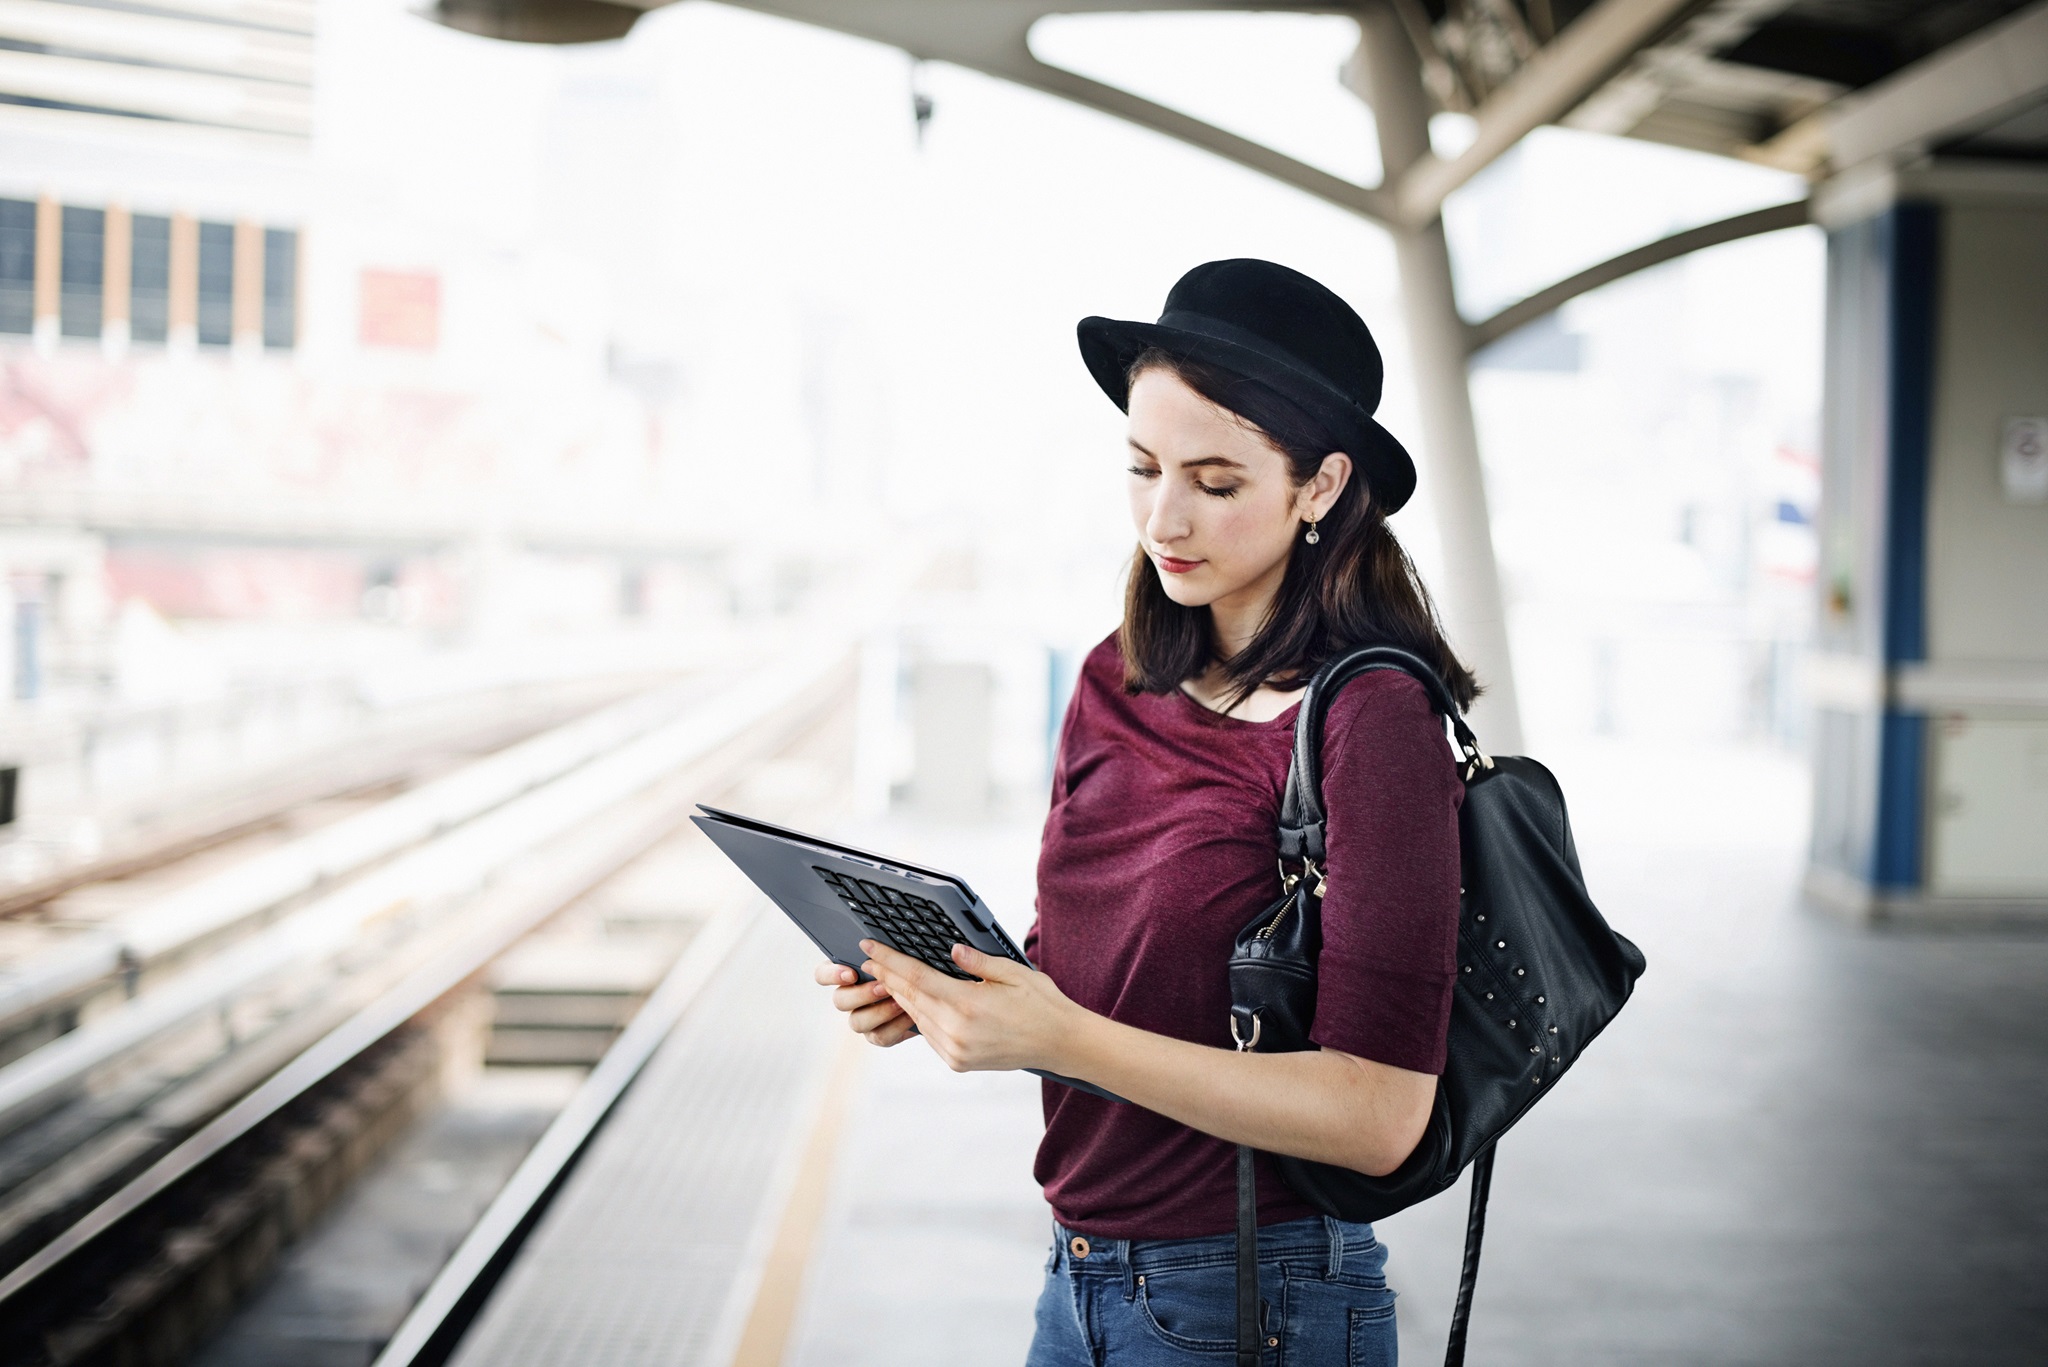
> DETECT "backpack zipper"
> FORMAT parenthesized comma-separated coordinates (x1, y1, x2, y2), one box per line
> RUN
(1255, 898, 1294, 940)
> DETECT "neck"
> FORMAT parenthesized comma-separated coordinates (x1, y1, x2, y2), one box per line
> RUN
(1206, 560, 1287, 663)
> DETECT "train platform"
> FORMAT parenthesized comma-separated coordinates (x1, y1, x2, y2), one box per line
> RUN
(383, 740, 2048, 1367)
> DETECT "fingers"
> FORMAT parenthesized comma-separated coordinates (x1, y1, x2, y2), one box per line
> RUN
(859, 939, 943, 1008)
(865, 1012, 919, 1048)
(848, 996, 907, 1035)
(831, 978, 895, 1014)
(820, 959, 895, 1018)
(949, 942, 1025, 984)
(859, 938, 921, 977)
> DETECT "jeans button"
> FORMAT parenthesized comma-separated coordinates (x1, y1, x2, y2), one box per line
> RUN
(1068, 1235, 1091, 1259)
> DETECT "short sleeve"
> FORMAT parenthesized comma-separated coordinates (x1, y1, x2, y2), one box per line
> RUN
(1306, 671, 1463, 1074)
(1029, 657, 1096, 963)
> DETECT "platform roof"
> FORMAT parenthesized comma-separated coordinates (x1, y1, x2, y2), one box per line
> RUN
(432, 0, 2048, 230)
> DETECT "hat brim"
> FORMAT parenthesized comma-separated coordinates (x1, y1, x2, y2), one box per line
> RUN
(1077, 315, 1417, 513)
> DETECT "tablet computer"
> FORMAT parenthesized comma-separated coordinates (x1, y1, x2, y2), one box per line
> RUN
(690, 805, 1123, 1103)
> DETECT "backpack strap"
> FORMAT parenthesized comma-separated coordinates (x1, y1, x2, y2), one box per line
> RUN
(1256, 643, 1497, 1367)
(1443, 1145, 1496, 1367)
(1276, 644, 1485, 877)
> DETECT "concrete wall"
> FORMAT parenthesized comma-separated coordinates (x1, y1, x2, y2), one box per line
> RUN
(1807, 165, 2048, 918)
(1927, 203, 2048, 664)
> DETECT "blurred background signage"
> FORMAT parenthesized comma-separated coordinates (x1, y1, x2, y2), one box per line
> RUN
(359, 269, 443, 351)
(2004, 416, 2048, 503)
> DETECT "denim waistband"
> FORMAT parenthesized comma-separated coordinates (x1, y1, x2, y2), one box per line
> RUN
(1050, 1214, 1375, 1280)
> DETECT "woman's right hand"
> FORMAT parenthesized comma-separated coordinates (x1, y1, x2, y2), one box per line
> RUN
(815, 960, 918, 1046)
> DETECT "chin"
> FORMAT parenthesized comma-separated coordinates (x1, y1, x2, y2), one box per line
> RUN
(1152, 565, 1220, 608)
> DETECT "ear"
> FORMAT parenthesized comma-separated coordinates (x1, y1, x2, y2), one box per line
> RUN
(1299, 452, 1353, 521)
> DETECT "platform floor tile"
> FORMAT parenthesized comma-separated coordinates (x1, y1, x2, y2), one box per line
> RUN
(450, 914, 838, 1367)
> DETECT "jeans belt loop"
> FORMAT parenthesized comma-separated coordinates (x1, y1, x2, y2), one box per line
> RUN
(1324, 1215, 1344, 1278)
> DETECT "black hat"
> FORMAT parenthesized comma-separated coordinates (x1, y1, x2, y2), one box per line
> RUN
(1077, 258, 1416, 512)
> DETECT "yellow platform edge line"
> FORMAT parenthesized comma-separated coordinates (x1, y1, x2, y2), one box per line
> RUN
(727, 1027, 868, 1367)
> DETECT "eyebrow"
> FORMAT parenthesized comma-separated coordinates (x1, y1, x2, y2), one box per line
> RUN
(1127, 439, 1245, 470)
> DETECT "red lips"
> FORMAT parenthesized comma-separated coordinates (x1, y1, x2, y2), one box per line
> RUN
(1156, 555, 1203, 574)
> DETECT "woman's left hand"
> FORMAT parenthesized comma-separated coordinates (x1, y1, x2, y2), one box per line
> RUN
(858, 939, 1084, 1075)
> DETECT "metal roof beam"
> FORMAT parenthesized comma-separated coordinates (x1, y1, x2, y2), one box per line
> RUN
(711, 1, 1397, 225)
(451, 0, 1726, 229)
(973, 55, 1396, 225)
(1385, 0, 1705, 226)
(1824, 0, 2048, 174)
(1463, 197, 1809, 352)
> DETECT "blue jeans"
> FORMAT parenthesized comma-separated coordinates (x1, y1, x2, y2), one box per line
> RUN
(1024, 1215, 1396, 1366)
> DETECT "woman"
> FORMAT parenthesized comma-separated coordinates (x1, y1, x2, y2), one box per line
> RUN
(816, 259, 1471, 1364)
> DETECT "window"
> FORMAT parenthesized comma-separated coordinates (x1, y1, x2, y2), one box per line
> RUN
(0, 199, 33, 335)
(263, 226, 296, 349)
(130, 213, 170, 345)
(60, 205, 103, 339)
(196, 219, 232, 346)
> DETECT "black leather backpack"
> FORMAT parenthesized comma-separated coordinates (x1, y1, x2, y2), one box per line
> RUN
(1226, 644, 1646, 1367)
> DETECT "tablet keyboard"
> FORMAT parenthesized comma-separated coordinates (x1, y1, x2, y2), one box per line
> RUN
(812, 866, 976, 979)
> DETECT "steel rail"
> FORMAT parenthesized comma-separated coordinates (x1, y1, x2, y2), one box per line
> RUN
(0, 681, 700, 1038)
(0, 646, 848, 1308)
(0, 654, 835, 1136)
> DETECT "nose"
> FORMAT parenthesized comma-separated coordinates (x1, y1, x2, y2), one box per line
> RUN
(1143, 480, 1192, 551)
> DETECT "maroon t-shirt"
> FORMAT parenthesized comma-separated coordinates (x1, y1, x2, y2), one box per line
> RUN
(1027, 635, 1463, 1239)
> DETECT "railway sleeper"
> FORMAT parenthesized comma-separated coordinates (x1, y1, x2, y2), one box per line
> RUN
(18, 1018, 452, 1367)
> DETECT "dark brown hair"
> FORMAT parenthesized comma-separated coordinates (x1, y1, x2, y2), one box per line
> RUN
(1117, 348, 1479, 712)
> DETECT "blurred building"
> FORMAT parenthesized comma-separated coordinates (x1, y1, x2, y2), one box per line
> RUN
(0, 0, 312, 697)
(0, 0, 771, 685)
(0, 1, 794, 879)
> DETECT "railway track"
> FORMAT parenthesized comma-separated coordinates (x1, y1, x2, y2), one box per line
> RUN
(0, 645, 852, 1366)
(0, 668, 678, 925)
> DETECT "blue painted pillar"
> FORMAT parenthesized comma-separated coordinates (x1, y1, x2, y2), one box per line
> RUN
(1809, 200, 1939, 909)
(1870, 203, 1937, 892)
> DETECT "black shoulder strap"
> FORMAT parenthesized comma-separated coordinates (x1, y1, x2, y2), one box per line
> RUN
(1276, 644, 1483, 870)
(1255, 644, 1497, 1367)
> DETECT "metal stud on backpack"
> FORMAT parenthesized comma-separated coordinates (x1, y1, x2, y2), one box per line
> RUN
(1226, 645, 1647, 1367)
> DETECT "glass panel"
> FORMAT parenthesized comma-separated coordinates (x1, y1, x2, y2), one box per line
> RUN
(197, 220, 233, 346)
(60, 205, 104, 339)
(263, 227, 296, 349)
(0, 199, 34, 335)
(130, 214, 170, 345)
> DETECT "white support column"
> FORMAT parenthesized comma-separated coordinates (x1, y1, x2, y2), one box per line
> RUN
(1357, 0, 1524, 752)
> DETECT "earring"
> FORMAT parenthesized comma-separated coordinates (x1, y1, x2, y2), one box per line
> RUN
(1304, 514, 1320, 546)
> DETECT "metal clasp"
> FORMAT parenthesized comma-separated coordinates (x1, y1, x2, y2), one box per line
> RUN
(1277, 857, 1327, 897)
(1231, 1010, 1262, 1052)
